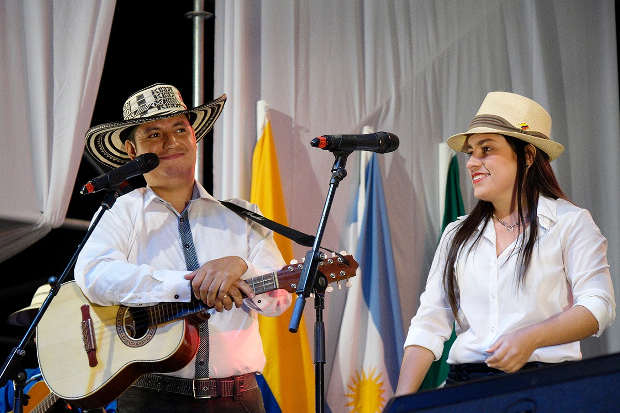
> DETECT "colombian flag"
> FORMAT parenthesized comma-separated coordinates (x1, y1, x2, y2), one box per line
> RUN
(250, 101, 315, 413)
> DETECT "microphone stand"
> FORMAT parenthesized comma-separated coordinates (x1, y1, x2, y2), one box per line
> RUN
(289, 150, 352, 413)
(0, 189, 122, 413)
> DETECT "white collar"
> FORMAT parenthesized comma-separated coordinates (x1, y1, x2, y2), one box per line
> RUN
(466, 195, 559, 241)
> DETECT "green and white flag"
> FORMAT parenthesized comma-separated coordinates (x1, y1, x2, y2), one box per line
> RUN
(420, 154, 464, 389)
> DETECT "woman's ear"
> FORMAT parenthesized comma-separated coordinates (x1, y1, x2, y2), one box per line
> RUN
(525, 144, 537, 167)
(124, 139, 137, 160)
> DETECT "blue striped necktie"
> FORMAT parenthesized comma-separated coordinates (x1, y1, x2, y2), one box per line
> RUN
(178, 208, 209, 378)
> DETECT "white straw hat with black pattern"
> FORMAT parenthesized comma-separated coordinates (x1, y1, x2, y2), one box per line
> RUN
(85, 83, 226, 168)
(447, 91, 564, 160)
(7, 284, 50, 327)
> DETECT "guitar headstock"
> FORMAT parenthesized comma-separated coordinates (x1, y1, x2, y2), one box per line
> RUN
(276, 252, 358, 293)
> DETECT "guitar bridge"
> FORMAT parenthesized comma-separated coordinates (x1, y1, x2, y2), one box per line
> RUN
(80, 305, 98, 367)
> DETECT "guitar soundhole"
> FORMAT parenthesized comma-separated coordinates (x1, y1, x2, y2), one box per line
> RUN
(116, 306, 157, 347)
(124, 309, 150, 338)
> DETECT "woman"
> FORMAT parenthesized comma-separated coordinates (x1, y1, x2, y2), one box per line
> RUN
(396, 92, 615, 394)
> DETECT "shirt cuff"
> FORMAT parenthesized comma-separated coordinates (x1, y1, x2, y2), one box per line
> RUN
(151, 269, 193, 303)
(573, 296, 612, 337)
(403, 328, 446, 361)
(240, 258, 257, 280)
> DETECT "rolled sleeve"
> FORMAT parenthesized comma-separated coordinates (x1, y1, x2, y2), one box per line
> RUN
(404, 329, 447, 361)
(564, 210, 616, 336)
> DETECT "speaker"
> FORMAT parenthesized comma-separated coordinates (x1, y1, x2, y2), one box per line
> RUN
(384, 353, 620, 412)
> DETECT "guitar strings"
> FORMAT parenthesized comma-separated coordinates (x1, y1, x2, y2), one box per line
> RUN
(76, 261, 351, 341)
(111, 262, 349, 327)
(99, 274, 280, 328)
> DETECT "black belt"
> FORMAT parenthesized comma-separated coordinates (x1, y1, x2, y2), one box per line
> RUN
(132, 372, 258, 399)
(451, 361, 552, 373)
(448, 362, 553, 383)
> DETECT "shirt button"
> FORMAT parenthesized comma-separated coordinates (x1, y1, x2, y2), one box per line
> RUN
(198, 360, 205, 366)
(184, 243, 190, 249)
(179, 217, 185, 222)
(257, 299, 261, 304)
(174, 294, 179, 299)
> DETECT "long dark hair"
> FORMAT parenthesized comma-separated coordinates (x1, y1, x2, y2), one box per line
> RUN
(443, 136, 566, 324)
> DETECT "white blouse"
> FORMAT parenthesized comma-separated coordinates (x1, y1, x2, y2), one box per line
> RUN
(404, 196, 615, 364)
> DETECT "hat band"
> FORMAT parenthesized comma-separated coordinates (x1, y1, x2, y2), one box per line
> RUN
(469, 115, 549, 140)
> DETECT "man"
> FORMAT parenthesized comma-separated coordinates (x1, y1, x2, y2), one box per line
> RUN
(75, 84, 291, 412)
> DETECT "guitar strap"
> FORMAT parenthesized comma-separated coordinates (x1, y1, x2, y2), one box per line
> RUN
(220, 200, 316, 248)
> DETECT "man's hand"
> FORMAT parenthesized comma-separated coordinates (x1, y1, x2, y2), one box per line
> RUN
(485, 326, 538, 373)
(184, 256, 255, 312)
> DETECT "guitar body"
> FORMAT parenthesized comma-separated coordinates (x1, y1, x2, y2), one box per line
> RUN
(36, 282, 199, 408)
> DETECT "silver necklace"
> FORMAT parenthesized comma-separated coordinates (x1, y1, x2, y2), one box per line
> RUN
(493, 214, 519, 232)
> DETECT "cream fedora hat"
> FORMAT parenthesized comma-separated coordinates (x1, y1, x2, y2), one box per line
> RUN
(85, 84, 226, 169)
(8, 284, 50, 327)
(447, 92, 564, 160)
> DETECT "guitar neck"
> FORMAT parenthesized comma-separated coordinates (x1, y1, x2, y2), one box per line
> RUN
(146, 271, 280, 325)
(32, 392, 59, 413)
(246, 271, 280, 295)
(145, 255, 356, 326)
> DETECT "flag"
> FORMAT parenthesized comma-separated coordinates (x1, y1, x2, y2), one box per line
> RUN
(419, 154, 464, 389)
(327, 154, 404, 413)
(251, 102, 315, 413)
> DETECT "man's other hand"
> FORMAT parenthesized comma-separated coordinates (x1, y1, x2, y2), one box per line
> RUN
(184, 256, 255, 312)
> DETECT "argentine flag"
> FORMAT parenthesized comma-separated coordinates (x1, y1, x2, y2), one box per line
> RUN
(327, 153, 404, 413)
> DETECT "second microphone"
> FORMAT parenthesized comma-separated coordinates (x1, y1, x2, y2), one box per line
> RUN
(311, 131, 399, 154)
(81, 153, 159, 195)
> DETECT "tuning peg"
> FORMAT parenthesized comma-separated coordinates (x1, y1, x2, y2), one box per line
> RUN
(302, 257, 305, 262)
(346, 280, 353, 288)
(340, 250, 348, 255)
(326, 285, 334, 292)
(331, 251, 336, 257)
(337, 281, 342, 290)
(290, 259, 298, 265)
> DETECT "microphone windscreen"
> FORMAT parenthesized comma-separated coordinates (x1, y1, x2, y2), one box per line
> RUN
(379, 132, 399, 153)
(136, 153, 160, 172)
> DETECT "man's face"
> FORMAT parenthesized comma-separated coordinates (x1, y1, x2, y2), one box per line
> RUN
(124, 114, 197, 188)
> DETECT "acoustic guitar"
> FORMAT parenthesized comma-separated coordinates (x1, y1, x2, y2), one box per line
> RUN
(9, 380, 59, 413)
(36, 254, 357, 408)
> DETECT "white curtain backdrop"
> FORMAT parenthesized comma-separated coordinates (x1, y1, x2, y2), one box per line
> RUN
(0, 0, 115, 262)
(214, 0, 620, 374)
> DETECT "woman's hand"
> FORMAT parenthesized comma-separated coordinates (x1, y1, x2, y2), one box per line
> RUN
(485, 327, 538, 373)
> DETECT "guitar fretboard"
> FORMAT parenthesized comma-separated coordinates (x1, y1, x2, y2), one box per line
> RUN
(33, 392, 58, 413)
(144, 272, 279, 325)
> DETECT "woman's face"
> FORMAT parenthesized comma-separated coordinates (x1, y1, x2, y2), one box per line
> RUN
(465, 133, 518, 205)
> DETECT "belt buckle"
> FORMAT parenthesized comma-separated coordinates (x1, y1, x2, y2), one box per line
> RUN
(192, 378, 213, 399)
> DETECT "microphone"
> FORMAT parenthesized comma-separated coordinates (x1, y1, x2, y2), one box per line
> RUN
(80, 153, 159, 195)
(310, 131, 399, 154)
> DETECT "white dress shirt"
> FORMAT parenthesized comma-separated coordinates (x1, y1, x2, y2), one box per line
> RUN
(74, 182, 292, 378)
(404, 196, 615, 364)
